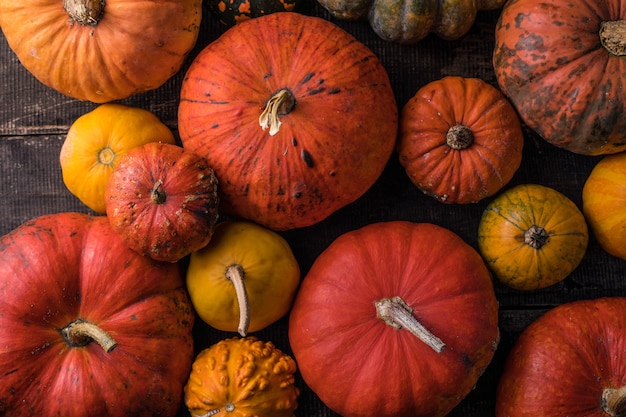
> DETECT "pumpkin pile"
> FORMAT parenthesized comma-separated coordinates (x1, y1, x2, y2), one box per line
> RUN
(1, 0, 626, 415)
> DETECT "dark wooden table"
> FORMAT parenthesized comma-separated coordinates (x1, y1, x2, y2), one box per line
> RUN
(1, 3, 625, 416)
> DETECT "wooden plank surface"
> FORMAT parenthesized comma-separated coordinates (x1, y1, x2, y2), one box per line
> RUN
(1, 3, 625, 416)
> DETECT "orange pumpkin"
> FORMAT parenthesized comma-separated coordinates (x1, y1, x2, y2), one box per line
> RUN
(178, 12, 398, 231)
(0, 0, 201, 102)
(397, 76, 524, 204)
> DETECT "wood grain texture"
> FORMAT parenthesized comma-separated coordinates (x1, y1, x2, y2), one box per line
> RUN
(1, 3, 625, 416)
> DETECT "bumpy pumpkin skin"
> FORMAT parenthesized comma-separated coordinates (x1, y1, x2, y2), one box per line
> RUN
(0, 0, 201, 103)
(493, 0, 626, 155)
(478, 184, 589, 290)
(289, 221, 499, 417)
(582, 153, 626, 261)
(398, 76, 524, 204)
(60, 104, 176, 214)
(105, 142, 220, 263)
(178, 12, 397, 230)
(496, 297, 626, 417)
(318, 0, 506, 43)
(184, 336, 299, 417)
(186, 221, 300, 335)
(207, 0, 300, 26)
(0, 213, 195, 416)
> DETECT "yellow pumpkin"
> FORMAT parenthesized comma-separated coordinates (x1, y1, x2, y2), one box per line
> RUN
(0, 0, 201, 102)
(186, 221, 300, 335)
(477, 184, 589, 290)
(184, 336, 299, 417)
(582, 152, 626, 260)
(59, 104, 175, 213)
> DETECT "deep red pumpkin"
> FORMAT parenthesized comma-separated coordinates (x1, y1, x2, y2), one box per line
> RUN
(178, 12, 398, 231)
(493, 0, 626, 155)
(0, 213, 195, 416)
(105, 142, 220, 263)
(496, 297, 626, 417)
(288, 221, 499, 417)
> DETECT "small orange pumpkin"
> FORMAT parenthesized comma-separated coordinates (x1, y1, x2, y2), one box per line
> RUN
(397, 76, 524, 204)
(0, 0, 201, 102)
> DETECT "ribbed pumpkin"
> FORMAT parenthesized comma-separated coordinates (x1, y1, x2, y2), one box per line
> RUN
(178, 12, 397, 231)
(493, 0, 626, 155)
(317, 0, 507, 43)
(397, 76, 524, 204)
(0, 0, 201, 102)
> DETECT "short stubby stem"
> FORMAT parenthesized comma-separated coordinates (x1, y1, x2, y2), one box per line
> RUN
(446, 124, 474, 150)
(375, 296, 445, 353)
(225, 264, 250, 337)
(60, 319, 117, 352)
(259, 88, 296, 136)
(524, 225, 549, 249)
(600, 20, 626, 57)
(64, 0, 105, 26)
(98, 147, 116, 166)
(151, 180, 167, 204)
(603, 385, 626, 417)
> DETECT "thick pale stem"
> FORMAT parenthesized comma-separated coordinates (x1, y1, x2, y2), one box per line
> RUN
(226, 264, 250, 337)
(259, 89, 296, 136)
(524, 225, 549, 249)
(64, 0, 105, 26)
(151, 180, 167, 204)
(375, 296, 445, 353)
(603, 385, 626, 417)
(60, 319, 117, 352)
(446, 124, 474, 150)
(600, 20, 626, 57)
(98, 147, 115, 166)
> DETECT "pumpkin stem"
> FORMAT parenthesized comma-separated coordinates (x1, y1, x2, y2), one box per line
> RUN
(59, 319, 117, 353)
(259, 89, 296, 136)
(151, 179, 167, 204)
(98, 147, 116, 166)
(446, 124, 474, 150)
(600, 20, 626, 57)
(63, 0, 106, 26)
(602, 385, 626, 417)
(524, 225, 550, 249)
(226, 264, 250, 337)
(375, 296, 446, 353)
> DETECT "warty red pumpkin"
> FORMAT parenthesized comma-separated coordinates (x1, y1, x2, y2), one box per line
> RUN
(288, 221, 499, 417)
(493, 0, 626, 155)
(0, 0, 202, 102)
(0, 212, 195, 416)
(178, 12, 398, 231)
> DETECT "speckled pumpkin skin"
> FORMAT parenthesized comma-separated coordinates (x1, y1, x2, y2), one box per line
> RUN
(178, 13, 398, 231)
(206, 0, 300, 26)
(493, 0, 626, 156)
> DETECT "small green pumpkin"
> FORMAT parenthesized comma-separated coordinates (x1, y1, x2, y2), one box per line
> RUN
(317, 0, 507, 43)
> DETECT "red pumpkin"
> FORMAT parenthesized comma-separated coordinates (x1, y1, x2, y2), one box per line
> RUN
(0, 212, 195, 416)
(178, 12, 398, 230)
(496, 297, 626, 417)
(288, 221, 499, 417)
(398, 76, 524, 204)
(105, 142, 220, 263)
(493, 0, 626, 155)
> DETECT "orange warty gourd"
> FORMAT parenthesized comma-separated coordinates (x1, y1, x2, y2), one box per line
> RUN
(398, 76, 524, 204)
(184, 336, 299, 417)
(0, 0, 201, 102)
(178, 12, 398, 231)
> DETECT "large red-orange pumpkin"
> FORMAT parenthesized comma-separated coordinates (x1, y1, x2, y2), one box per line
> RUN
(0, 0, 201, 103)
(493, 0, 626, 155)
(496, 297, 626, 417)
(397, 76, 524, 204)
(0, 213, 195, 416)
(178, 12, 398, 231)
(288, 221, 499, 417)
